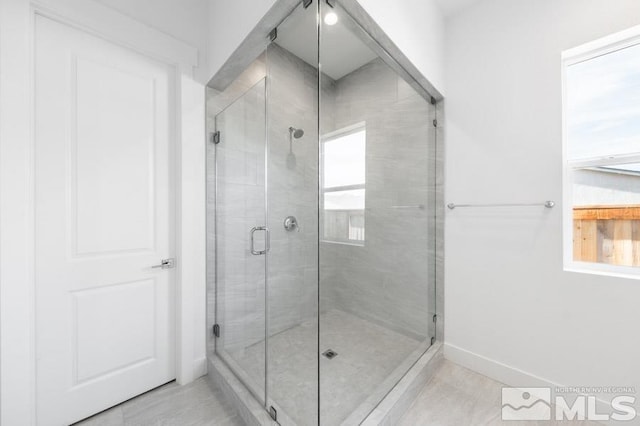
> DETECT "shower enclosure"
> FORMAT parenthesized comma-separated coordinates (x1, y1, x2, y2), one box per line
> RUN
(206, 1, 442, 424)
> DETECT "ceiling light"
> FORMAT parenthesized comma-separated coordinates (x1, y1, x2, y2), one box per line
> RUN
(324, 12, 338, 26)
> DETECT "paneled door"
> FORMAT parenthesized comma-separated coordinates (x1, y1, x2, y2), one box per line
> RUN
(34, 15, 176, 425)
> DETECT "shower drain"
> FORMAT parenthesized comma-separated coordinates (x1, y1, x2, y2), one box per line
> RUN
(322, 349, 338, 359)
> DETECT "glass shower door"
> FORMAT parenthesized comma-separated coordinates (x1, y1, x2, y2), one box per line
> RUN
(213, 79, 267, 405)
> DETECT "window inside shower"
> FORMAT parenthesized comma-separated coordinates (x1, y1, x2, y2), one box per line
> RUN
(321, 122, 366, 244)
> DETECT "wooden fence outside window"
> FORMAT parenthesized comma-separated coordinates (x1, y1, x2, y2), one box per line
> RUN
(573, 205, 640, 267)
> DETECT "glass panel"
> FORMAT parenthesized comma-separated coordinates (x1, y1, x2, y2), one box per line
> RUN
(566, 42, 640, 160)
(266, 2, 319, 424)
(319, 2, 437, 424)
(212, 79, 267, 404)
(571, 162, 640, 267)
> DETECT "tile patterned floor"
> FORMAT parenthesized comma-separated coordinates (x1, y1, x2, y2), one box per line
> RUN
(74, 351, 603, 426)
(230, 309, 424, 425)
(73, 378, 242, 426)
(398, 360, 600, 426)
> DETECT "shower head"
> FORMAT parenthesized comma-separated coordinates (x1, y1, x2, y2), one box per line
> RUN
(287, 127, 302, 169)
(289, 127, 304, 139)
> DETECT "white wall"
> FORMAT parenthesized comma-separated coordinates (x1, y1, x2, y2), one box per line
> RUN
(357, 0, 445, 94)
(207, 0, 277, 82)
(444, 0, 640, 414)
(206, 0, 446, 95)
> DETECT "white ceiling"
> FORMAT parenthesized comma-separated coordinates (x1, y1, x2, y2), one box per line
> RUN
(275, 0, 482, 80)
(275, 4, 377, 81)
(435, 0, 482, 17)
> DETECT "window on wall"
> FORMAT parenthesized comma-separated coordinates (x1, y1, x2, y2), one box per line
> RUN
(322, 123, 366, 245)
(563, 29, 640, 275)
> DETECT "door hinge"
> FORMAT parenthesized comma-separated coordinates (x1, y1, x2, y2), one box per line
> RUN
(211, 131, 220, 144)
(433, 314, 437, 323)
(269, 27, 278, 42)
(213, 324, 220, 338)
(269, 406, 277, 421)
(430, 96, 436, 105)
(433, 119, 438, 127)
(430, 336, 435, 345)
(303, 0, 313, 8)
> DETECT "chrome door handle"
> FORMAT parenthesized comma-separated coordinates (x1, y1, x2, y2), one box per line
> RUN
(250, 226, 269, 255)
(151, 258, 175, 269)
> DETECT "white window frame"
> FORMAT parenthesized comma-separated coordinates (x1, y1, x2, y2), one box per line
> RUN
(320, 122, 366, 246)
(562, 24, 640, 279)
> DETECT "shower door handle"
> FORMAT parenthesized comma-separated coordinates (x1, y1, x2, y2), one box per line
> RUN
(250, 226, 269, 255)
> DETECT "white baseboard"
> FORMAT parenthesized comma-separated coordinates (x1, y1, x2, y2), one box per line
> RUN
(444, 343, 638, 426)
(444, 342, 554, 388)
(193, 356, 207, 379)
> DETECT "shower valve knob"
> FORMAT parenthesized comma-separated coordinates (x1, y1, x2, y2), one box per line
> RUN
(283, 216, 299, 232)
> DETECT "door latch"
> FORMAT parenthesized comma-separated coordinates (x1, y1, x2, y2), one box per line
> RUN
(151, 258, 175, 269)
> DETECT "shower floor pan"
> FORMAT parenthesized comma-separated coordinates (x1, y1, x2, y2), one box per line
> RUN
(208, 309, 443, 425)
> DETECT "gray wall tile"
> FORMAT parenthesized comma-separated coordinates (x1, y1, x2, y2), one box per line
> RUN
(320, 58, 439, 341)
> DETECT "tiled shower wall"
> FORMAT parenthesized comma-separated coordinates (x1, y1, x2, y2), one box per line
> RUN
(206, 55, 268, 354)
(206, 44, 321, 353)
(319, 58, 438, 341)
(206, 47, 443, 353)
(265, 44, 319, 337)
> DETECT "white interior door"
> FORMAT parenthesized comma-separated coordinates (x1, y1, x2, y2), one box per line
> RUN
(34, 15, 176, 426)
